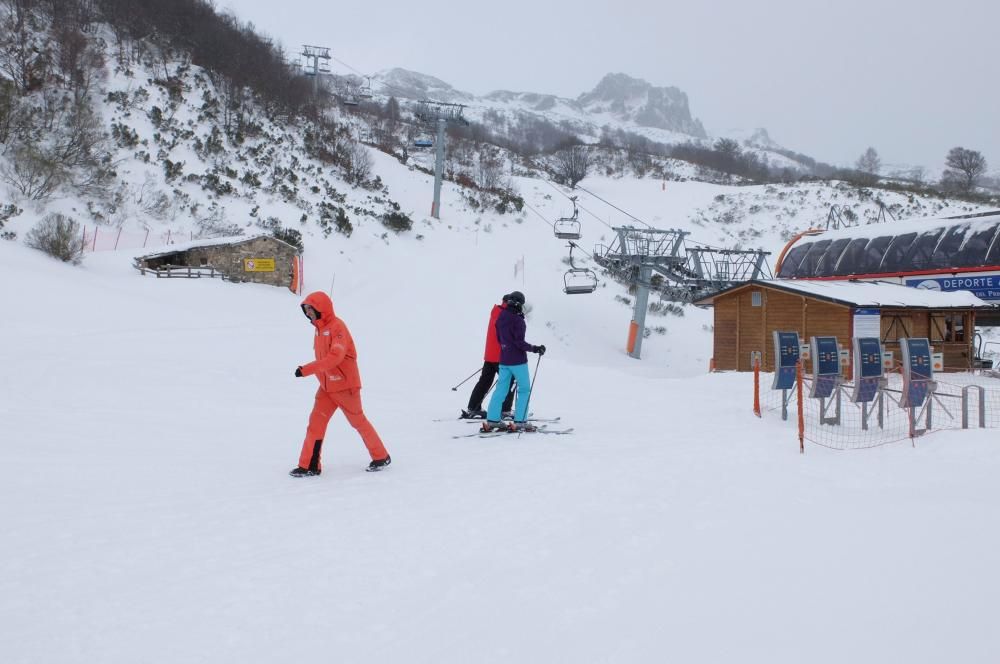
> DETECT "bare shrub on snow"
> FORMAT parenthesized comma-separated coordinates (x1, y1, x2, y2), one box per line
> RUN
(25, 213, 85, 264)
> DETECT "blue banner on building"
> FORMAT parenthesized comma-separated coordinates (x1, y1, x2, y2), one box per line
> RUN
(904, 275, 1000, 301)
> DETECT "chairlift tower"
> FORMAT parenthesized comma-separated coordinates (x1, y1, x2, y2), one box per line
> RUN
(595, 226, 770, 359)
(300, 45, 331, 98)
(597, 227, 688, 359)
(415, 100, 469, 219)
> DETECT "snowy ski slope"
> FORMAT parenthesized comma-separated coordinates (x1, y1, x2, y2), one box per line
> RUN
(2, 155, 1000, 664)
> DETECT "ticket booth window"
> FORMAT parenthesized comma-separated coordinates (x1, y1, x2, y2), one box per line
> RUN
(932, 314, 965, 342)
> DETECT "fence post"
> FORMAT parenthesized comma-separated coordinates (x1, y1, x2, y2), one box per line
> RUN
(143, 229, 149, 248)
(796, 360, 804, 454)
(114, 227, 122, 250)
(91, 227, 98, 251)
(961, 385, 986, 429)
(909, 406, 916, 445)
(753, 357, 761, 417)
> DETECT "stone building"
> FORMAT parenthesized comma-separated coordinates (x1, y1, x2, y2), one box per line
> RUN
(134, 234, 302, 292)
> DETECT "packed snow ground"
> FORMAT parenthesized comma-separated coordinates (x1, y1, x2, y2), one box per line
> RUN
(3, 163, 1000, 663)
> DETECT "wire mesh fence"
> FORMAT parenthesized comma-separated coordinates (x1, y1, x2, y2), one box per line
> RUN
(754, 363, 1000, 451)
(81, 227, 190, 252)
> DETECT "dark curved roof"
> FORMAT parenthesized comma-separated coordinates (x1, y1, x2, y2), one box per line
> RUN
(777, 212, 1000, 278)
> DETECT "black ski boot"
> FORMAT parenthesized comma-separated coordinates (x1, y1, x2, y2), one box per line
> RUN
(289, 466, 321, 477)
(366, 455, 392, 472)
(461, 409, 486, 419)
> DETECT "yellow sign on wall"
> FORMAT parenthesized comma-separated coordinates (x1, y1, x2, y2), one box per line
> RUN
(243, 258, 276, 272)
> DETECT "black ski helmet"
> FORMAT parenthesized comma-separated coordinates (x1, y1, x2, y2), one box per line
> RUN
(506, 291, 525, 306)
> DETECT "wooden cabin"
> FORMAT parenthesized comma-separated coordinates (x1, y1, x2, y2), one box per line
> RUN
(694, 279, 993, 372)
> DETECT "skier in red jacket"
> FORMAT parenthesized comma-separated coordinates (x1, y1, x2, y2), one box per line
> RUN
(290, 291, 390, 477)
(461, 294, 516, 419)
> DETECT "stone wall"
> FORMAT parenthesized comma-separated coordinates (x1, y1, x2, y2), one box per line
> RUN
(138, 237, 299, 289)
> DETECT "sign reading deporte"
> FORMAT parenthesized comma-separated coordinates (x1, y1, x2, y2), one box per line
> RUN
(905, 275, 1000, 300)
(243, 258, 276, 272)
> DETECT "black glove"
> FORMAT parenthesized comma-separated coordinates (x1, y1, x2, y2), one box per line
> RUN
(534, 345, 546, 355)
(294, 367, 304, 377)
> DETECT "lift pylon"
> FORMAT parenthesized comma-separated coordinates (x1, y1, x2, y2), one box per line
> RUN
(593, 226, 771, 358)
(414, 100, 469, 219)
(300, 45, 331, 98)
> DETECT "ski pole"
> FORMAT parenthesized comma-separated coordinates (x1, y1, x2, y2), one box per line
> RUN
(521, 354, 543, 418)
(450, 367, 482, 391)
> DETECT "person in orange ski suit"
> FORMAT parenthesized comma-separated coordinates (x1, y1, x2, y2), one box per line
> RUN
(290, 291, 391, 477)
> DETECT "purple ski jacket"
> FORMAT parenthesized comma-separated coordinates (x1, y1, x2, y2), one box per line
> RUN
(495, 307, 535, 366)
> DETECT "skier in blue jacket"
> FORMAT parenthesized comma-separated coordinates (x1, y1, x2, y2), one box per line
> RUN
(482, 291, 546, 432)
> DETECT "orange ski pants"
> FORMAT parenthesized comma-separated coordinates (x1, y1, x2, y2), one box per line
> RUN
(298, 388, 388, 471)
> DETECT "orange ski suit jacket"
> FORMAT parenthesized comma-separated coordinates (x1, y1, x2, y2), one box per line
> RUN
(298, 291, 362, 393)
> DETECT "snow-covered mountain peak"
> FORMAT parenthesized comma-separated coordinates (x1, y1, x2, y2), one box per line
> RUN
(718, 127, 782, 150)
(375, 67, 474, 103)
(577, 73, 707, 138)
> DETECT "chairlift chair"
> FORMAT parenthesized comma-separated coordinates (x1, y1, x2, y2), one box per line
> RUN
(340, 84, 361, 106)
(563, 242, 598, 295)
(552, 196, 581, 240)
(564, 269, 599, 294)
(359, 76, 374, 99)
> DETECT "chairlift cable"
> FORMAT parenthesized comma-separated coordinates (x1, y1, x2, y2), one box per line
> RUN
(535, 172, 648, 230)
(521, 200, 596, 261)
(537, 177, 615, 231)
(522, 199, 660, 292)
(520, 199, 558, 232)
(542, 174, 748, 255)
(330, 56, 364, 76)
(573, 183, 654, 230)
(327, 54, 415, 102)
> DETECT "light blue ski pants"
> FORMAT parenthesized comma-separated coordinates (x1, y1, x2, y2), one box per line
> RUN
(487, 362, 531, 422)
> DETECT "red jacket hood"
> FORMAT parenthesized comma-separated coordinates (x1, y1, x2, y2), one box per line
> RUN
(302, 291, 335, 327)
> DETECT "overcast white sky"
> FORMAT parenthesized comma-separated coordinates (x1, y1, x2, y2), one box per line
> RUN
(222, 0, 998, 171)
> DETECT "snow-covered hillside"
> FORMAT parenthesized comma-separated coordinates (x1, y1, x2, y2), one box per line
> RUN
(4, 161, 1000, 662)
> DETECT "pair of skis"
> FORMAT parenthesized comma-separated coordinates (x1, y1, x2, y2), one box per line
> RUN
(433, 411, 544, 423)
(461, 416, 561, 425)
(433, 413, 561, 424)
(451, 423, 574, 439)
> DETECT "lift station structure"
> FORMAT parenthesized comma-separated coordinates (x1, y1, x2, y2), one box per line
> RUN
(594, 226, 771, 359)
